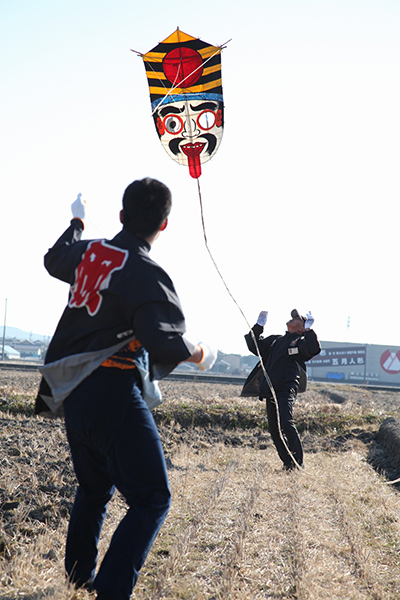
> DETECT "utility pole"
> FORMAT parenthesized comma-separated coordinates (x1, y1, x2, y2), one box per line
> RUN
(1, 299, 7, 361)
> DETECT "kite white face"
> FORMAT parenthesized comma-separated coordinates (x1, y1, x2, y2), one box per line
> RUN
(153, 99, 223, 179)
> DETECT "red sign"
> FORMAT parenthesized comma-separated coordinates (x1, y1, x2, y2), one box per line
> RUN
(380, 350, 400, 374)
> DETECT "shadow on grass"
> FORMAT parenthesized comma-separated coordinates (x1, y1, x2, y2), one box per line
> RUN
(0, 397, 35, 417)
(367, 427, 400, 490)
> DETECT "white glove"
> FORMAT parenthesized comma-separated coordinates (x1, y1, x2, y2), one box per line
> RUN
(197, 342, 217, 371)
(71, 193, 86, 221)
(256, 310, 268, 326)
(305, 311, 314, 329)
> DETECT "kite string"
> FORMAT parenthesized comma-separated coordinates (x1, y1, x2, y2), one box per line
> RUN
(197, 178, 400, 483)
(195, 177, 249, 328)
(195, 178, 302, 471)
(80, 182, 300, 471)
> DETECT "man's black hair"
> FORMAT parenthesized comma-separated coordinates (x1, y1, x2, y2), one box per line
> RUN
(122, 178, 172, 238)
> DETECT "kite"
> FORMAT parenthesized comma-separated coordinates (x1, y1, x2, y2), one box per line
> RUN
(134, 28, 226, 179)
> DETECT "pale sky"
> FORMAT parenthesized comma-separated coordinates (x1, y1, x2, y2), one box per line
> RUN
(1, 0, 399, 354)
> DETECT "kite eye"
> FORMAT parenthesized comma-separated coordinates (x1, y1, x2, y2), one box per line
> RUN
(197, 110, 216, 131)
(163, 115, 184, 135)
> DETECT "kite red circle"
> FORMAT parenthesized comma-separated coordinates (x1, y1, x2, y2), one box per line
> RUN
(380, 349, 400, 374)
(163, 47, 203, 88)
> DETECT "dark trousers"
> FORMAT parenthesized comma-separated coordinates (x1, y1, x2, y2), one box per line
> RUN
(63, 367, 171, 600)
(266, 389, 303, 468)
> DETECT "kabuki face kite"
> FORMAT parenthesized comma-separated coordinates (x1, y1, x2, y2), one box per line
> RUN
(139, 29, 224, 179)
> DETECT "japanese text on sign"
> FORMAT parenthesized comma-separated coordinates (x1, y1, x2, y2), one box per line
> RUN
(309, 346, 366, 368)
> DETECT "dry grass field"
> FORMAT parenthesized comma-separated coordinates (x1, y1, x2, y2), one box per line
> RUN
(1, 367, 400, 599)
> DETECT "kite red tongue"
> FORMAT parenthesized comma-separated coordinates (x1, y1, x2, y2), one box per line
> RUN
(182, 142, 205, 179)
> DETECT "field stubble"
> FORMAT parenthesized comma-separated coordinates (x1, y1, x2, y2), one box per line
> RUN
(1, 369, 400, 599)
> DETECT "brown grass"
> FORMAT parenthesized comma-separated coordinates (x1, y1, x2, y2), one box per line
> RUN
(1, 369, 400, 599)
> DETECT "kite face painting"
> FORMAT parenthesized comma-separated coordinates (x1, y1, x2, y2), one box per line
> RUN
(140, 29, 224, 179)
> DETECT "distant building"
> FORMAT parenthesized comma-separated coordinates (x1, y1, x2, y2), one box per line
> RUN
(2, 345, 20, 360)
(6, 340, 42, 359)
(308, 341, 400, 387)
(222, 354, 241, 374)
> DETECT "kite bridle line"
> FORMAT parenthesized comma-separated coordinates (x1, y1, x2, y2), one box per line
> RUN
(195, 177, 302, 471)
(149, 46, 223, 117)
(131, 41, 231, 117)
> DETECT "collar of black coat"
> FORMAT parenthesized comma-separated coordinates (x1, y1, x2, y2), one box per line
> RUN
(113, 229, 152, 251)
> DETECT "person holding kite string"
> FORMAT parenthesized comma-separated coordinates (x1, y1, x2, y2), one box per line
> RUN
(34, 178, 216, 600)
(241, 309, 321, 470)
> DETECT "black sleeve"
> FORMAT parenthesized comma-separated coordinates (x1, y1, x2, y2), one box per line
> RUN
(297, 329, 321, 361)
(133, 301, 194, 365)
(244, 323, 264, 355)
(245, 325, 279, 360)
(44, 219, 86, 284)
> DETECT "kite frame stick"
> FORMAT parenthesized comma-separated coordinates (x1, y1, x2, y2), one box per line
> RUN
(132, 40, 231, 116)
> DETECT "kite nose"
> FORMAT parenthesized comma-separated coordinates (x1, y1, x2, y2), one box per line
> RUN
(182, 117, 200, 139)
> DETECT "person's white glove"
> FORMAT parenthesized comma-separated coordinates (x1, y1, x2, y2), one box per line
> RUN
(305, 311, 314, 329)
(71, 193, 86, 221)
(196, 342, 217, 371)
(256, 310, 268, 326)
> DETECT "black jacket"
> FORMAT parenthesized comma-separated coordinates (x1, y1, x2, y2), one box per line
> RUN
(36, 218, 194, 412)
(241, 323, 321, 398)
